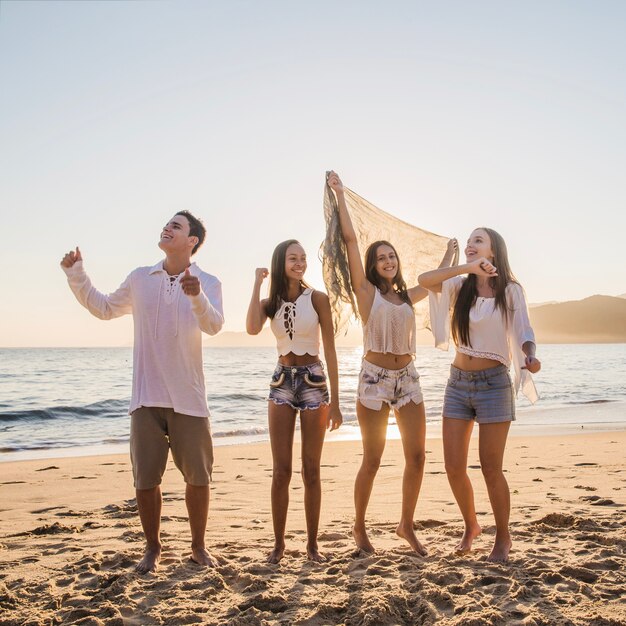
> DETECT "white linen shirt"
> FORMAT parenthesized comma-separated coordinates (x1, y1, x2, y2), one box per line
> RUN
(429, 276, 538, 403)
(63, 260, 224, 417)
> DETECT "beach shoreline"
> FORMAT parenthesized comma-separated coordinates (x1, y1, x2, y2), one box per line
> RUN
(3, 399, 625, 464)
(1, 430, 625, 625)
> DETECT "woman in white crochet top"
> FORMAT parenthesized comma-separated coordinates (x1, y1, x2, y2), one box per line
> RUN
(246, 239, 342, 564)
(327, 171, 456, 555)
(419, 227, 541, 562)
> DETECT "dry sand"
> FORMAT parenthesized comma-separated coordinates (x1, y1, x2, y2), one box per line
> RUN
(1, 431, 625, 625)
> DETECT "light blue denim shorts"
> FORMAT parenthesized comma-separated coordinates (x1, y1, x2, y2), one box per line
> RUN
(267, 362, 329, 411)
(357, 359, 423, 411)
(443, 364, 515, 424)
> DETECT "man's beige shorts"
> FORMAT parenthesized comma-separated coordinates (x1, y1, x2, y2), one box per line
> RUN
(130, 407, 214, 490)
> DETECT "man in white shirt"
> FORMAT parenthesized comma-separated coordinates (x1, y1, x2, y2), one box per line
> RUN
(61, 211, 224, 573)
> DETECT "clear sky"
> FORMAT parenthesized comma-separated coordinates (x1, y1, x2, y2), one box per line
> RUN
(1, 0, 624, 347)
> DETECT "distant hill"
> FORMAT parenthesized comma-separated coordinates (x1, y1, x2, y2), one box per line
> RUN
(529, 301, 558, 308)
(205, 295, 626, 346)
(530, 295, 626, 343)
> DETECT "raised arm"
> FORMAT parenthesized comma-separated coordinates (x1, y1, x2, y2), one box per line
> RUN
(407, 238, 459, 304)
(326, 171, 375, 319)
(60, 247, 132, 319)
(418, 256, 498, 293)
(313, 291, 342, 431)
(246, 268, 269, 335)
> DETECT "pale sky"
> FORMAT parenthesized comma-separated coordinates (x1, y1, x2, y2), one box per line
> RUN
(1, 0, 624, 347)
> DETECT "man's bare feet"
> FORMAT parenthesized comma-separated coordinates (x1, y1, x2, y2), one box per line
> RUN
(190, 546, 217, 567)
(306, 544, 327, 563)
(395, 521, 427, 556)
(266, 544, 285, 564)
(455, 522, 482, 554)
(352, 525, 375, 555)
(135, 545, 161, 574)
(487, 534, 512, 562)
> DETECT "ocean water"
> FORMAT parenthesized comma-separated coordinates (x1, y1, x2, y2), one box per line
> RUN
(1, 345, 625, 461)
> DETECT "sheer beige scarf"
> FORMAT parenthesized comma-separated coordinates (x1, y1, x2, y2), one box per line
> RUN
(321, 176, 457, 334)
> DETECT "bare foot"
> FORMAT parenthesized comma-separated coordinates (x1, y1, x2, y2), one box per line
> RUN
(135, 545, 161, 574)
(352, 525, 375, 555)
(455, 522, 482, 554)
(395, 522, 427, 556)
(487, 535, 512, 562)
(190, 546, 217, 567)
(266, 544, 285, 564)
(306, 544, 327, 563)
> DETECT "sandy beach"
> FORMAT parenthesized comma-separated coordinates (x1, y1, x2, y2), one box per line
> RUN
(1, 430, 625, 626)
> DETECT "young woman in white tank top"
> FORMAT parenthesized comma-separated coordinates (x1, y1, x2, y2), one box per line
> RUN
(246, 239, 342, 564)
(327, 172, 456, 555)
(419, 228, 541, 562)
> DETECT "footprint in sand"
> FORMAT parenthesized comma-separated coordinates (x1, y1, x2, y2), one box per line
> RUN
(559, 564, 599, 584)
(415, 519, 448, 530)
(579, 495, 618, 506)
(318, 531, 346, 541)
(23, 522, 81, 536)
(31, 505, 65, 514)
(237, 592, 289, 614)
(243, 580, 269, 593)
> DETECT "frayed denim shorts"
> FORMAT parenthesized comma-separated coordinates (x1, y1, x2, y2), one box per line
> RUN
(357, 359, 424, 412)
(443, 364, 515, 424)
(267, 361, 330, 411)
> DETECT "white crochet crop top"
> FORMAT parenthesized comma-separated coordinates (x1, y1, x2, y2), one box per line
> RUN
(270, 288, 320, 356)
(363, 288, 416, 355)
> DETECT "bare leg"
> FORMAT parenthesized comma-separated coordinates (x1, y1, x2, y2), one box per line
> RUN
(478, 421, 512, 562)
(443, 417, 482, 553)
(394, 401, 427, 555)
(353, 402, 390, 554)
(186, 484, 216, 567)
(135, 486, 162, 573)
(267, 402, 297, 563)
(300, 405, 329, 562)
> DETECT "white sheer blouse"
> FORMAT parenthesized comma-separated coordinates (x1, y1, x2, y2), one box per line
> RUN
(429, 276, 538, 403)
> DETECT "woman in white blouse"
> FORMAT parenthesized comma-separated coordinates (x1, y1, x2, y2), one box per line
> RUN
(418, 228, 541, 562)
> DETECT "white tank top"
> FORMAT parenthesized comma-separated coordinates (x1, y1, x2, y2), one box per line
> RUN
(363, 289, 416, 355)
(270, 288, 320, 356)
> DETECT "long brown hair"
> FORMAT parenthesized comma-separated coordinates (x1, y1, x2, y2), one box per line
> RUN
(451, 228, 517, 347)
(364, 240, 412, 306)
(266, 239, 311, 319)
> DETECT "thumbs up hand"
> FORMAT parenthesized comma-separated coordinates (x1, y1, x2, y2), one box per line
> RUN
(180, 267, 201, 297)
(60, 246, 83, 268)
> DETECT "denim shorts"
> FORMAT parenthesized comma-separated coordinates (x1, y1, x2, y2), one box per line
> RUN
(357, 359, 424, 411)
(267, 362, 330, 411)
(443, 364, 515, 424)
